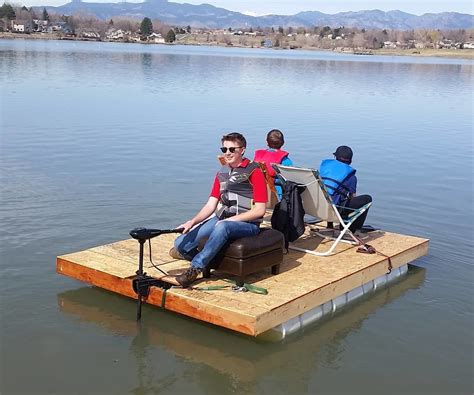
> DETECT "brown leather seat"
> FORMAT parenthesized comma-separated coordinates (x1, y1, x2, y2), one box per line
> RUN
(199, 228, 284, 286)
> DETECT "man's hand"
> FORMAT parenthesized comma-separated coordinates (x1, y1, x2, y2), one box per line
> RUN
(177, 197, 219, 234)
(178, 220, 194, 234)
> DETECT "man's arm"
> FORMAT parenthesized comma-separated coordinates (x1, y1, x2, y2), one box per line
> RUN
(347, 174, 357, 198)
(281, 156, 293, 166)
(179, 196, 219, 233)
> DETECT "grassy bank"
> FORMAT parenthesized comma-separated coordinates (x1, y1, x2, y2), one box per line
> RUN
(374, 47, 474, 60)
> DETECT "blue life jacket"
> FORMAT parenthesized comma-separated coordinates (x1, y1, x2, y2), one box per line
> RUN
(319, 159, 356, 205)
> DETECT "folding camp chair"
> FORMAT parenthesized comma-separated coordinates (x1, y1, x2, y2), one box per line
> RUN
(272, 164, 372, 256)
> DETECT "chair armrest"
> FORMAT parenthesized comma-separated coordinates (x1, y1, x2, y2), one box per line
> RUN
(336, 202, 372, 219)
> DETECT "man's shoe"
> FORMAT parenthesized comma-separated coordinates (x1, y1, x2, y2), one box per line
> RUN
(175, 267, 201, 288)
(169, 247, 185, 260)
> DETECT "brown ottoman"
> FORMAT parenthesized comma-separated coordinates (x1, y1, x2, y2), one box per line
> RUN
(199, 228, 284, 286)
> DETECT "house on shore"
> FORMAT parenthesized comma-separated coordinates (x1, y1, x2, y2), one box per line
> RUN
(48, 22, 73, 35)
(383, 41, 397, 49)
(11, 20, 34, 33)
(33, 19, 49, 32)
(148, 32, 164, 43)
(81, 31, 101, 40)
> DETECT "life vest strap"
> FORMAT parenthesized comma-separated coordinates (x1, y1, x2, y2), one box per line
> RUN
(321, 176, 352, 194)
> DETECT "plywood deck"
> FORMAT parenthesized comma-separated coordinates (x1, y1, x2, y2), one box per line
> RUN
(57, 225, 429, 336)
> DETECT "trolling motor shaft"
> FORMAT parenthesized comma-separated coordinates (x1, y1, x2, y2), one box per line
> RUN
(130, 227, 184, 321)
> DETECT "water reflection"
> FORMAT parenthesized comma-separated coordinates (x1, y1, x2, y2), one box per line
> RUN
(57, 266, 425, 391)
(3, 43, 472, 91)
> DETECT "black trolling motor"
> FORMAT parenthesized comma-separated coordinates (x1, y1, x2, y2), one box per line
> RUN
(129, 227, 184, 321)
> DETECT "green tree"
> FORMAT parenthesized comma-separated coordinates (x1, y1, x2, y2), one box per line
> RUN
(186, 24, 191, 33)
(165, 29, 175, 43)
(278, 26, 283, 34)
(140, 17, 153, 36)
(109, 19, 114, 26)
(0, 3, 16, 20)
(42, 8, 49, 21)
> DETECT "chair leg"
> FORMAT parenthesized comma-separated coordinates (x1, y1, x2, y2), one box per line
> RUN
(271, 264, 280, 275)
(292, 224, 358, 256)
(236, 278, 244, 287)
(202, 268, 211, 278)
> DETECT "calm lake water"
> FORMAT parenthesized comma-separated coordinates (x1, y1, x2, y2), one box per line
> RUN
(1, 39, 473, 394)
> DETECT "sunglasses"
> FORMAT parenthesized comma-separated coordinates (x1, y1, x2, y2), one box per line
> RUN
(220, 146, 242, 153)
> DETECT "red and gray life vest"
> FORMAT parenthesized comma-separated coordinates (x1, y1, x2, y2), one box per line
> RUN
(254, 149, 289, 177)
(215, 161, 261, 221)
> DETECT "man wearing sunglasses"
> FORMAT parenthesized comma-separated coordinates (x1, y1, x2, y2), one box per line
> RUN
(172, 132, 268, 288)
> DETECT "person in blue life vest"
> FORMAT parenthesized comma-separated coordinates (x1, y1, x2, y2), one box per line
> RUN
(253, 129, 293, 199)
(171, 132, 268, 288)
(319, 145, 372, 232)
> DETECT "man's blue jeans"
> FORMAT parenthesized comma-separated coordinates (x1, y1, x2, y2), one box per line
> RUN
(174, 216, 260, 270)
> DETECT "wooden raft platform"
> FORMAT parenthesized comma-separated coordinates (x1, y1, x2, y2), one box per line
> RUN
(57, 226, 429, 336)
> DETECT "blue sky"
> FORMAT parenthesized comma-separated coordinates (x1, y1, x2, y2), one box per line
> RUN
(23, 0, 474, 16)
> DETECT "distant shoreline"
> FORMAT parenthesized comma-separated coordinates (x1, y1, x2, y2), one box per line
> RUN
(1, 33, 473, 60)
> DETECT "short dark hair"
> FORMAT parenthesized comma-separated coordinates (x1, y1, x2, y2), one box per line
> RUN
(221, 132, 247, 148)
(266, 129, 285, 149)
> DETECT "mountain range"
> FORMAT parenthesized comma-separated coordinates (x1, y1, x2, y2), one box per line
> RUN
(39, 0, 474, 30)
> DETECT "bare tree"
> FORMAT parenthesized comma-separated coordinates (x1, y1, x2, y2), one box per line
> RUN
(295, 34, 307, 48)
(444, 29, 467, 42)
(414, 29, 429, 42)
(152, 19, 171, 36)
(352, 32, 367, 49)
(13, 7, 32, 21)
(114, 17, 140, 33)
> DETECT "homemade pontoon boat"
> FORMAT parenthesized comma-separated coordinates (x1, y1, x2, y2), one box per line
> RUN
(56, 165, 429, 339)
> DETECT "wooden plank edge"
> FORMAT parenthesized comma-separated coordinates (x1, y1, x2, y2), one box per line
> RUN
(254, 239, 429, 335)
(56, 257, 257, 336)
